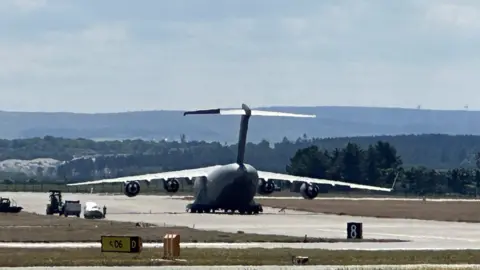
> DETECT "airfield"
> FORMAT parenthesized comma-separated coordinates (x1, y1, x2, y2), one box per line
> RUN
(1, 191, 480, 251)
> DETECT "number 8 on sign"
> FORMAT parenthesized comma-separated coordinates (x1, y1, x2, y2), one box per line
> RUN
(350, 224, 357, 238)
(347, 222, 362, 239)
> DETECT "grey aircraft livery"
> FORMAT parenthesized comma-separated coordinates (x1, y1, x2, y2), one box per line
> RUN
(68, 104, 395, 215)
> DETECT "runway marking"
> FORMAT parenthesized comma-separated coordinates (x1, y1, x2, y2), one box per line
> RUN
(106, 211, 327, 216)
(314, 228, 480, 242)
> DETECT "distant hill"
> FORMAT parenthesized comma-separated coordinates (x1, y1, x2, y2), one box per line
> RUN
(0, 106, 478, 142)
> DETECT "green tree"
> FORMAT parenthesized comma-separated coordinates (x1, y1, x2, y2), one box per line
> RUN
(364, 145, 381, 186)
(286, 146, 329, 179)
(341, 142, 364, 183)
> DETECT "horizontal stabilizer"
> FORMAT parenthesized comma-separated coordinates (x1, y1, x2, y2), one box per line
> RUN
(251, 110, 315, 118)
(184, 104, 315, 118)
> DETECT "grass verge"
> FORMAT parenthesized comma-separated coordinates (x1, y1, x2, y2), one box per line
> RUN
(256, 199, 480, 223)
(1, 248, 480, 266)
(0, 212, 402, 243)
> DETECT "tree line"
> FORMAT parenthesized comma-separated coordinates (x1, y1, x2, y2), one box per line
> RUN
(1, 134, 480, 196)
(286, 141, 480, 196)
(1, 134, 480, 166)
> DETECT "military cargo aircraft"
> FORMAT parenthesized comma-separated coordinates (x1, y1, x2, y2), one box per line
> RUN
(68, 104, 395, 215)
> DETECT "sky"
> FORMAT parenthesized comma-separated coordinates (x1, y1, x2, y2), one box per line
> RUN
(1, 0, 480, 113)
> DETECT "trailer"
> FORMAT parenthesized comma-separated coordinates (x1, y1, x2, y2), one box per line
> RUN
(63, 200, 81, 217)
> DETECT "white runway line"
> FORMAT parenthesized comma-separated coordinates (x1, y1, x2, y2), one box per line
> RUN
(314, 228, 480, 243)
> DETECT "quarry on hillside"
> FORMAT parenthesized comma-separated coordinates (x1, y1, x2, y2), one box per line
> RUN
(0, 158, 60, 177)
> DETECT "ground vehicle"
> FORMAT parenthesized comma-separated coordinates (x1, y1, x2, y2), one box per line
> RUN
(45, 190, 81, 217)
(0, 197, 23, 213)
(83, 201, 105, 219)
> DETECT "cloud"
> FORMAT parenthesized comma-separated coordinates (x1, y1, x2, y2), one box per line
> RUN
(423, 1, 480, 31)
(13, 0, 46, 9)
(0, 0, 480, 112)
(0, 0, 47, 14)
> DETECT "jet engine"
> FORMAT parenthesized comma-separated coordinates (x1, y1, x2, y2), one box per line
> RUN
(124, 181, 140, 197)
(257, 179, 275, 195)
(300, 182, 319, 200)
(163, 179, 180, 193)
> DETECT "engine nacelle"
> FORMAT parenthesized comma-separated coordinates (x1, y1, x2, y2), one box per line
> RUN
(257, 179, 275, 195)
(163, 179, 180, 193)
(300, 182, 319, 200)
(124, 181, 140, 197)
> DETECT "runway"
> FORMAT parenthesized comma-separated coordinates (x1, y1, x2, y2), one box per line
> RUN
(1, 192, 479, 250)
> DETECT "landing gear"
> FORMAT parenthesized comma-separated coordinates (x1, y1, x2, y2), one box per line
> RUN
(186, 203, 263, 215)
(191, 208, 216, 213)
(186, 203, 217, 214)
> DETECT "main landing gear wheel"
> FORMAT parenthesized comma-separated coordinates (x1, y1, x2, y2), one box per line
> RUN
(187, 204, 217, 214)
(224, 209, 234, 215)
(187, 204, 262, 215)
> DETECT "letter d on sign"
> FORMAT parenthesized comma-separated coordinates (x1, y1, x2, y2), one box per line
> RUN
(347, 222, 363, 239)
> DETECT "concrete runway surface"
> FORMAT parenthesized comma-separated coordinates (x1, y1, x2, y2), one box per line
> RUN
(1, 192, 480, 250)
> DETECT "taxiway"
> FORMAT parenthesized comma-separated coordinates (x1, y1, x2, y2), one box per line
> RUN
(1, 192, 479, 250)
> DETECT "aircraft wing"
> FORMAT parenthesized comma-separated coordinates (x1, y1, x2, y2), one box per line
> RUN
(257, 171, 395, 192)
(66, 165, 222, 186)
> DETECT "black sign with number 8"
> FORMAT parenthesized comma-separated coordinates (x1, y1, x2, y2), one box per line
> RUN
(347, 222, 363, 239)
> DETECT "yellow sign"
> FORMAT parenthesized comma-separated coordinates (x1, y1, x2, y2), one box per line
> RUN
(101, 236, 142, 253)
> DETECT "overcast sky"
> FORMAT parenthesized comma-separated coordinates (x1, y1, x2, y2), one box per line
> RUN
(1, 0, 479, 113)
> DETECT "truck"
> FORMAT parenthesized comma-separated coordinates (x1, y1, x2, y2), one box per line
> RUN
(46, 190, 81, 217)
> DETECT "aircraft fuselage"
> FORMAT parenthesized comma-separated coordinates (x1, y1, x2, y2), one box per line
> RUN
(192, 163, 259, 211)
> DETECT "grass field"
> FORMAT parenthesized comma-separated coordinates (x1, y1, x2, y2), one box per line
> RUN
(1, 248, 480, 266)
(256, 199, 480, 223)
(0, 212, 401, 243)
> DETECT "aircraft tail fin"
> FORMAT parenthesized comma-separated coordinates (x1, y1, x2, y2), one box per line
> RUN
(184, 104, 316, 164)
